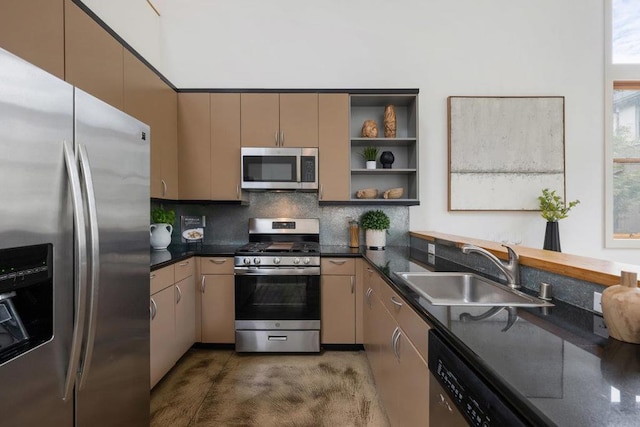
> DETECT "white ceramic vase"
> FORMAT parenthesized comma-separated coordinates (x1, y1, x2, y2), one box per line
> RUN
(150, 223, 173, 250)
(366, 229, 386, 249)
(366, 160, 376, 169)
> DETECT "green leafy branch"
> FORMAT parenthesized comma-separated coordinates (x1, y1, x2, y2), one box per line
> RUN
(538, 188, 580, 222)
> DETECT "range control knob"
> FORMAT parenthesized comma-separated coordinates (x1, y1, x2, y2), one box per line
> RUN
(303, 257, 311, 265)
(243, 257, 251, 265)
(253, 258, 261, 265)
(293, 258, 300, 265)
(273, 257, 281, 265)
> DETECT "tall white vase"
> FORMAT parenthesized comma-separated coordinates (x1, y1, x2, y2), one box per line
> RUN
(366, 229, 386, 249)
(150, 223, 173, 250)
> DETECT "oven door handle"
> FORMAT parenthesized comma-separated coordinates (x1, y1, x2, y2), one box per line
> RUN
(234, 267, 320, 276)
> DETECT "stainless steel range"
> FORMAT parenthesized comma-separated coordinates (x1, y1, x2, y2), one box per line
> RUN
(234, 218, 320, 352)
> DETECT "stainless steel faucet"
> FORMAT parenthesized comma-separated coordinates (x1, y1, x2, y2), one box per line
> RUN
(461, 244, 520, 289)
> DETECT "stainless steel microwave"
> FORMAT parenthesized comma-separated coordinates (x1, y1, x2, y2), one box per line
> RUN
(241, 147, 318, 190)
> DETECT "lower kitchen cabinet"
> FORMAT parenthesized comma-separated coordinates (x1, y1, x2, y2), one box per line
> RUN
(150, 258, 196, 389)
(198, 257, 235, 343)
(363, 261, 431, 426)
(321, 258, 363, 344)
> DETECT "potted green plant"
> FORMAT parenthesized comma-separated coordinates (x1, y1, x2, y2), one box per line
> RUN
(360, 209, 390, 249)
(361, 147, 379, 169)
(537, 188, 580, 252)
(150, 206, 176, 250)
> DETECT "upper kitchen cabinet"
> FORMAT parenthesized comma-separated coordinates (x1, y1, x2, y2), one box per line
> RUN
(349, 94, 419, 205)
(64, 0, 124, 110)
(124, 51, 178, 199)
(0, 0, 64, 79)
(318, 94, 350, 201)
(178, 93, 243, 201)
(241, 93, 318, 147)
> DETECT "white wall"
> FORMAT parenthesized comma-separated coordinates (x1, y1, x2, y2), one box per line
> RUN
(85, 0, 640, 265)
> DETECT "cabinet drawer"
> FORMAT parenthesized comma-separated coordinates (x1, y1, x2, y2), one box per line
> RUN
(150, 264, 174, 295)
(174, 257, 195, 282)
(200, 257, 234, 275)
(321, 258, 356, 275)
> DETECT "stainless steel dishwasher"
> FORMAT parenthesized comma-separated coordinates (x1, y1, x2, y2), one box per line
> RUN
(428, 330, 532, 427)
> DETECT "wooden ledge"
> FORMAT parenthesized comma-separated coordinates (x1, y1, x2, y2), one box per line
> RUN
(410, 231, 640, 287)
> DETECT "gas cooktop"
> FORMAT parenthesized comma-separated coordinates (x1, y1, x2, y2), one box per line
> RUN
(235, 241, 319, 255)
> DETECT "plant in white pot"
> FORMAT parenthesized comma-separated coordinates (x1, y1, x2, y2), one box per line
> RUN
(361, 147, 379, 169)
(360, 209, 390, 250)
(150, 207, 175, 250)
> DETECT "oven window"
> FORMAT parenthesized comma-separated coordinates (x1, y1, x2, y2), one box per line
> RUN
(235, 275, 320, 320)
(243, 155, 297, 182)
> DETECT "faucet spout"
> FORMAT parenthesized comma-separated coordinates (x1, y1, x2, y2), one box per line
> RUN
(460, 244, 520, 289)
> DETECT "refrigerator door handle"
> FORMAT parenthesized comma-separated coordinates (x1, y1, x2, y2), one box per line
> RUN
(62, 140, 89, 402)
(77, 143, 100, 390)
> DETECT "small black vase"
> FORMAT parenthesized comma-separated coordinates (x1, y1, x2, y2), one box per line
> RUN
(380, 151, 395, 169)
(543, 221, 561, 252)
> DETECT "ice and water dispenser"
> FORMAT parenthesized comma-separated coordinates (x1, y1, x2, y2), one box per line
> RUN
(0, 244, 53, 365)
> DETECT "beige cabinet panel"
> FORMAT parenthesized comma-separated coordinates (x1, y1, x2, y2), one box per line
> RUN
(158, 81, 179, 199)
(240, 93, 279, 147)
(211, 93, 241, 200)
(200, 257, 234, 275)
(355, 258, 364, 344)
(150, 265, 174, 295)
(321, 258, 355, 275)
(178, 93, 211, 199)
(392, 330, 430, 426)
(201, 274, 235, 343)
(319, 94, 350, 200)
(150, 286, 175, 389)
(64, 0, 124, 109)
(175, 276, 196, 357)
(321, 275, 356, 344)
(0, 0, 64, 79)
(174, 257, 195, 282)
(279, 93, 318, 147)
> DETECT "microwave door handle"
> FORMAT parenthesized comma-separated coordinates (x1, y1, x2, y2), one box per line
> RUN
(62, 140, 89, 402)
(77, 143, 100, 391)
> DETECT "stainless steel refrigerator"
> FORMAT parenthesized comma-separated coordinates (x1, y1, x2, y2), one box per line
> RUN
(0, 48, 150, 426)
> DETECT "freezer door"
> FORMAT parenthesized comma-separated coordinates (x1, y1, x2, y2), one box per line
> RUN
(73, 89, 150, 427)
(0, 49, 74, 425)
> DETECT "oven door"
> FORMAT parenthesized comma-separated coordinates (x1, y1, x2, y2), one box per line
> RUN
(235, 271, 320, 325)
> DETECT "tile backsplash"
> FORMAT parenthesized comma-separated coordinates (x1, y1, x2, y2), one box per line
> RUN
(153, 192, 410, 246)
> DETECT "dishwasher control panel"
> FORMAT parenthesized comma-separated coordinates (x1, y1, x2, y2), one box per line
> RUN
(428, 330, 530, 427)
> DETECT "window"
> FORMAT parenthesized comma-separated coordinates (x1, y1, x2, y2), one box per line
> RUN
(605, 1, 640, 247)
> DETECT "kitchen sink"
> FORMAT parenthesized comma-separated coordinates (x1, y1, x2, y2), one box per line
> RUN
(393, 272, 554, 307)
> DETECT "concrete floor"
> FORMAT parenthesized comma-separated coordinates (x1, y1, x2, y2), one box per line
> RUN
(151, 349, 390, 427)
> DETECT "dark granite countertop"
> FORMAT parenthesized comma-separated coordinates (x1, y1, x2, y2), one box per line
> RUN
(151, 244, 639, 426)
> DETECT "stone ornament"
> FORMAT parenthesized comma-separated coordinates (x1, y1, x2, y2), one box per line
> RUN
(383, 105, 396, 138)
(361, 120, 378, 138)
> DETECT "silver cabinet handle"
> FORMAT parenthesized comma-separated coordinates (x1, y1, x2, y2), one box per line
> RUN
(178, 261, 189, 266)
(329, 259, 347, 265)
(150, 273, 156, 279)
(392, 327, 401, 360)
(210, 258, 227, 264)
(201, 276, 206, 293)
(268, 335, 287, 341)
(366, 268, 374, 273)
(150, 298, 157, 320)
(161, 179, 167, 196)
(175, 285, 182, 304)
(280, 131, 285, 146)
(77, 143, 101, 391)
(275, 131, 279, 146)
(350, 276, 355, 294)
(319, 184, 323, 200)
(365, 288, 373, 306)
(62, 140, 88, 402)
(237, 184, 240, 199)
(391, 295, 403, 307)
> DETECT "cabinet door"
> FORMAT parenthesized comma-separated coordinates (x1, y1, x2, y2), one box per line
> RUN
(240, 93, 279, 147)
(319, 94, 350, 201)
(178, 93, 211, 199)
(0, 0, 64, 79)
(211, 93, 241, 200)
(392, 330, 430, 427)
(321, 275, 356, 344)
(158, 80, 179, 199)
(64, 0, 124, 109)
(279, 93, 318, 147)
(150, 286, 175, 389)
(175, 276, 196, 358)
(201, 275, 235, 343)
